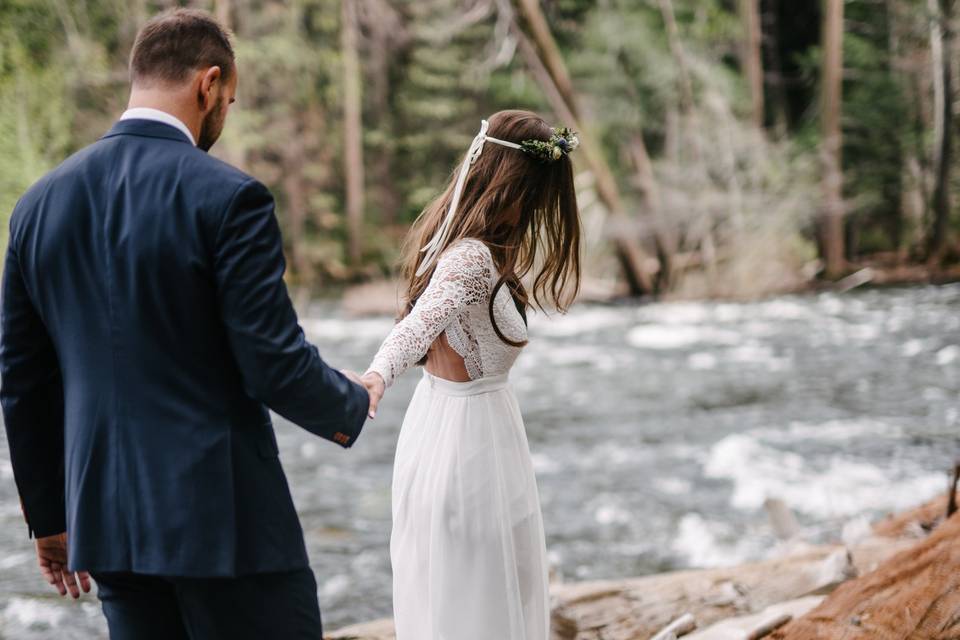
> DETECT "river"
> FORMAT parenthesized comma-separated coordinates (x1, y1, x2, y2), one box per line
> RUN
(1, 285, 958, 637)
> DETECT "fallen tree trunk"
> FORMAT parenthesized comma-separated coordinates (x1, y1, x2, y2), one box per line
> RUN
(769, 512, 960, 640)
(685, 596, 823, 640)
(325, 538, 910, 640)
(545, 538, 907, 640)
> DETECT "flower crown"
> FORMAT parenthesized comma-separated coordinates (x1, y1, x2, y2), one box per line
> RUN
(415, 120, 579, 277)
(520, 127, 580, 162)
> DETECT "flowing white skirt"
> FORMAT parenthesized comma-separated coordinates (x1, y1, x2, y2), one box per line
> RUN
(391, 371, 549, 640)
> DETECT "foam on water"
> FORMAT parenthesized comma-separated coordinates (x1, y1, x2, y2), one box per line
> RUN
(752, 419, 902, 443)
(528, 307, 631, 337)
(704, 431, 944, 518)
(575, 442, 654, 470)
(688, 352, 719, 370)
(671, 513, 765, 568)
(530, 452, 562, 475)
(302, 317, 395, 343)
(1, 598, 65, 629)
(592, 496, 633, 526)
(936, 345, 960, 365)
(654, 477, 694, 496)
(724, 344, 792, 370)
(0, 552, 31, 571)
(901, 339, 927, 357)
(626, 325, 742, 349)
(320, 574, 352, 600)
(537, 344, 612, 367)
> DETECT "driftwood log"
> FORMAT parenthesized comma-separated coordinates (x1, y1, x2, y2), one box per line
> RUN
(768, 511, 960, 639)
(325, 495, 955, 640)
(683, 596, 823, 640)
(325, 538, 909, 640)
(541, 539, 906, 640)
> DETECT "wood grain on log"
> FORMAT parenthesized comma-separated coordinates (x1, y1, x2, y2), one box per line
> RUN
(685, 597, 822, 640)
(769, 513, 960, 639)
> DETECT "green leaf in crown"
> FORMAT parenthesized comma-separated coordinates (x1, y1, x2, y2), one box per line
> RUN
(520, 126, 580, 162)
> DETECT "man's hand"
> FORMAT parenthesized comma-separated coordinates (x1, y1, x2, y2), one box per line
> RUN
(340, 368, 364, 387)
(360, 372, 385, 419)
(36, 532, 90, 599)
(341, 369, 384, 419)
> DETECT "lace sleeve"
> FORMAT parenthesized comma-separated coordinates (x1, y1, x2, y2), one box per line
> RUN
(366, 239, 492, 387)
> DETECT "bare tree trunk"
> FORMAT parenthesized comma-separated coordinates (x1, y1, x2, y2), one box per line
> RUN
(929, 0, 955, 261)
(820, 0, 846, 278)
(358, 0, 408, 226)
(211, 0, 246, 170)
(514, 0, 583, 121)
(762, 0, 790, 137)
(657, 0, 695, 114)
(342, 0, 365, 267)
(657, 0, 718, 280)
(627, 135, 677, 291)
(511, 1, 655, 295)
(657, 0, 704, 167)
(616, 50, 678, 291)
(740, 0, 765, 128)
(886, 0, 912, 261)
(214, 0, 231, 29)
(282, 127, 312, 282)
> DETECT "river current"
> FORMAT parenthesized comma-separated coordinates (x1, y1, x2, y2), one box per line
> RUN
(1, 285, 957, 636)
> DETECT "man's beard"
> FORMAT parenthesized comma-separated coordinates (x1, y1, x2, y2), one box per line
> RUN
(197, 97, 224, 151)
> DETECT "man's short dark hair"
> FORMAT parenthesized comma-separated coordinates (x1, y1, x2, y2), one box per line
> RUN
(130, 9, 235, 86)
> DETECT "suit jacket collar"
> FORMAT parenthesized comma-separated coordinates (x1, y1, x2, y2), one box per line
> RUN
(102, 119, 195, 145)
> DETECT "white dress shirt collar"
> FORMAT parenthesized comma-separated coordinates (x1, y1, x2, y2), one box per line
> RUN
(119, 107, 196, 146)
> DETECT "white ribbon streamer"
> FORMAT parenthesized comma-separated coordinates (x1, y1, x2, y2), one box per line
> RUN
(416, 120, 522, 277)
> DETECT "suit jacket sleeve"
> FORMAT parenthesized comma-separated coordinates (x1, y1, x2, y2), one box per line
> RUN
(213, 179, 368, 447)
(0, 236, 66, 538)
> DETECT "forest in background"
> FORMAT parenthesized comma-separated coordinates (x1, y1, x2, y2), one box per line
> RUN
(1, 0, 959, 300)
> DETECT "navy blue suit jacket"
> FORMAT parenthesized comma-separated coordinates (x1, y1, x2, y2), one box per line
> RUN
(0, 119, 368, 577)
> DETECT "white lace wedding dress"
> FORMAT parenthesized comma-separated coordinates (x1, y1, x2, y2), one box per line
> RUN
(366, 238, 549, 640)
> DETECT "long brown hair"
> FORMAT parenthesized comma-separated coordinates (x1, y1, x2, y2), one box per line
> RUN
(399, 109, 581, 346)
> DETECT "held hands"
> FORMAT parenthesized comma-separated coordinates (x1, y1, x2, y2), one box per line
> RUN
(36, 532, 90, 599)
(340, 369, 385, 419)
(361, 372, 385, 419)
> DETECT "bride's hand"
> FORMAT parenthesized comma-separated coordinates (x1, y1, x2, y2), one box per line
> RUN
(360, 372, 385, 419)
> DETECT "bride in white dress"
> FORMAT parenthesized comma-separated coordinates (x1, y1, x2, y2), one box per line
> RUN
(362, 110, 581, 640)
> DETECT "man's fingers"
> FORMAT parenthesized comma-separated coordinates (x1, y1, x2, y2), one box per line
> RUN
(39, 563, 57, 585)
(62, 572, 80, 599)
(78, 571, 92, 593)
(340, 369, 363, 386)
(61, 568, 81, 598)
(48, 563, 67, 596)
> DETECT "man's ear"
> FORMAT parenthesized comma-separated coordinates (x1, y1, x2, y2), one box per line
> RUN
(197, 66, 222, 113)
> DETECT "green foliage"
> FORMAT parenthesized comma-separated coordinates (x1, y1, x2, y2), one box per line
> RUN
(0, 2, 75, 246)
(841, 2, 914, 253)
(0, 0, 953, 292)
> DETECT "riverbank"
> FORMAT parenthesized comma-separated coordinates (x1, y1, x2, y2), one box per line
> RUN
(326, 489, 959, 639)
(337, 261, 960, 317)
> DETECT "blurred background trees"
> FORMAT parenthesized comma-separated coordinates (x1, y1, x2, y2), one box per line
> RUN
(1, 0, 958, 300)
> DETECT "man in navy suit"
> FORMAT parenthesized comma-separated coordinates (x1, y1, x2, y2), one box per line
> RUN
(0, 8, 380, 639)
